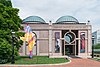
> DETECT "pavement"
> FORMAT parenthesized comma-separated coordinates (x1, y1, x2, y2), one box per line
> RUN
(0, 58, 100, 67)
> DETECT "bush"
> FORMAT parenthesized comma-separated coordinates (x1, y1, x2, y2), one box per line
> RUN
(0, 39, 12, 63)
(94, 43, 100, 49)
(0, 39, 19, 64)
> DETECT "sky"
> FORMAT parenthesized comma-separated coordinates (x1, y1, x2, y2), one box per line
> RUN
(11, 0, 100, 32)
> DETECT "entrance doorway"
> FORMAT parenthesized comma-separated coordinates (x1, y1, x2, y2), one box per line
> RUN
(65, 45, 75, 55)
(62, 30, 78, 56)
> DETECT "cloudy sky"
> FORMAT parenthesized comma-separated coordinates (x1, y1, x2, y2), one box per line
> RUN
(11, 0, 100, 32)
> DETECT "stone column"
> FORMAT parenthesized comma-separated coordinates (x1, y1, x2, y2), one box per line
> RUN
(78, 31, 80, 55)
(87, 29, 92, 55)
(37, 41, 39, 56)
(85, 31, 87, 55)
(49, 29, 52, 56)
(60, 31, 62, 54)
(49, 21, 53, 56)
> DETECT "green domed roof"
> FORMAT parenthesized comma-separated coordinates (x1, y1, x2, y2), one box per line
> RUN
(56, 16, 79, 23)
(22, 16, 46, 23)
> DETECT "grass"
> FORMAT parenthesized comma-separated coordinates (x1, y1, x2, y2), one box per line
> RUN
(93, 58, 100, 61)
(10, 56, 69, 64)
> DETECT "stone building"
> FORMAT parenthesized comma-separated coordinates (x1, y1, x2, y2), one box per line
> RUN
(20, 15, 92, 58)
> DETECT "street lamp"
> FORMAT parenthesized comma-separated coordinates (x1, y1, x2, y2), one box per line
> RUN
(92, 36, 95, 58)
(11, 31, 15, 64)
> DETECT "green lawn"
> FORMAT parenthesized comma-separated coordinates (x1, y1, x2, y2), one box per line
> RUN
(93, 58, 100, 61)
(12, 56, 69, 64)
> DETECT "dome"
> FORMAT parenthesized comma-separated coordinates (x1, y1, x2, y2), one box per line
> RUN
(22, 16, 46, 23)
(56, 16, 79, 23)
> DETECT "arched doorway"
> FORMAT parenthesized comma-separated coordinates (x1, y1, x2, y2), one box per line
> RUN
(64, 31, 76, 55)
(32, 32, 37, 55)
(62, 30, 78, 56)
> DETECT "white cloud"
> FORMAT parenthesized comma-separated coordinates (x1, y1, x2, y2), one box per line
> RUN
(11, 0, 100, 32)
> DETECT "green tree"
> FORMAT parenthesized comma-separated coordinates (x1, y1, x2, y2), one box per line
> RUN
(0, 0, 12, 7)
(0, 0, 24, 63)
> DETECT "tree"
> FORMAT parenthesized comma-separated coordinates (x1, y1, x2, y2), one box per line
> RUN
(0, 0, 23, 63)
(0, 0, 12, 7)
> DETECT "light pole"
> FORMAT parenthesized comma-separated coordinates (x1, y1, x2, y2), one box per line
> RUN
(92, 36, 95, 58)
(11, 31, 15, 64)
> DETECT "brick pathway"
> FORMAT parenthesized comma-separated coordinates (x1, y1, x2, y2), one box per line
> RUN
(0, 58, 100, 67)
(66, 58, 100, 67)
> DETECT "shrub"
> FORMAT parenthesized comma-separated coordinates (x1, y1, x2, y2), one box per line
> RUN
(0, 39, 19, 64)
(94, 43, 100, 49)
(0, 39, 12, 63)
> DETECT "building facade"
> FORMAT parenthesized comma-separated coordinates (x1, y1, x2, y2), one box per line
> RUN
(92, 30, 100, 45)
(20, 15, 92, 58)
